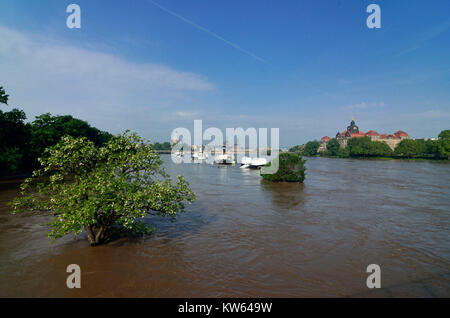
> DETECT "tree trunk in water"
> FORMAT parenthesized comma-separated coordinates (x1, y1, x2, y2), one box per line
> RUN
(95, 225, 106, 245)
(86, 225, 110, 246)
(86, 226, 96, 246)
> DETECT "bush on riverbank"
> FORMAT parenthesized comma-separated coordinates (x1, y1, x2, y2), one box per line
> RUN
(261, 153, 306, 182)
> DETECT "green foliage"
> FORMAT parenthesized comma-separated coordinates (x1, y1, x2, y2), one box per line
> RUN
(394, 139, 427, 158)
(436, 140, 450, 158)
(30, 113, 112, 159)
(0, 108, 31, 173)
(153, 142, 171, 151)
(0, 88, 112, 175)
(433, 131, 450, 158)
(11, 132, 196, 245)
(347, 137, 393, 157)
(326, 138, 340, 156)
(289, 145, 303, 153)
(0, 86, 9, 105)
(261, 153, 306, 182)
(438, 130, 450, 140)
(0, 147, 23, 172)
(336, 146, 350, 158)
(304, 141, 320, 156)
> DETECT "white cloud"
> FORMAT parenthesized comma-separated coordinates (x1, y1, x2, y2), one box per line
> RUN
(0, 25, 215, 139)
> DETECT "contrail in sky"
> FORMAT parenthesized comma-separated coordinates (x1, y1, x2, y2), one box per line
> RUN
(148, 0, 267, 64)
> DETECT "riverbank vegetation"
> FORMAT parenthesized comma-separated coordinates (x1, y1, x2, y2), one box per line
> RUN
(0, 86, 173, 176)
(0, 86, 112, 176)
(261, 153, 306, 182)
(290, 132, 450, 160)
(153, 142, 172, 151)
(10, 132, 195, 246)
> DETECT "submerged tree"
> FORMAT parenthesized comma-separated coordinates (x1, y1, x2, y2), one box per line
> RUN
(261, 153, 306, 182)
(10, 132, 196, 246)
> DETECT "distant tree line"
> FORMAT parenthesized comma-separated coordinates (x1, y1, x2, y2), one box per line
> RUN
(290, 132, 450, 160)
(0, 86, 112, 175)
(152, 142, 172, 151)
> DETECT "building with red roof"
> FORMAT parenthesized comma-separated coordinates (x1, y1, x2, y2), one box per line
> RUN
(394, 130, 409, 138)
(365, 130, 380, 137)
(317, 118, 410, 151)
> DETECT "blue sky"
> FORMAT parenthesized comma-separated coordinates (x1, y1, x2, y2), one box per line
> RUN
(1, 0, 449, 146)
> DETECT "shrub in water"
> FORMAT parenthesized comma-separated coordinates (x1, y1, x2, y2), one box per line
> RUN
(261, 153, 306, 182)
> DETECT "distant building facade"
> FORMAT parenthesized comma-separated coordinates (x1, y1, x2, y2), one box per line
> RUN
(319, 118, 409, 151)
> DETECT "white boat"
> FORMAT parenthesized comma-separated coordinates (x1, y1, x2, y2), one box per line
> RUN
(214, 154, 234, 165)
(239, 157, 267, 169)
(240, 156, 252, 165)
(192, 152, 207, 163)
(214, 154, 227, 163)
(249, 157, 267, 168)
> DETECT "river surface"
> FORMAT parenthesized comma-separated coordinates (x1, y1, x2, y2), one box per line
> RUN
(0, 156, 449, 297)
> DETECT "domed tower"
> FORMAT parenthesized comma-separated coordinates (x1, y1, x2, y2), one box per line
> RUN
(346, 117, 359, 134)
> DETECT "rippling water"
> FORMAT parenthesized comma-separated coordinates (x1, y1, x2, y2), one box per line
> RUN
(0, 156, 449, 297)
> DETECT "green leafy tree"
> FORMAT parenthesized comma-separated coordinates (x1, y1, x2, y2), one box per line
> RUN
(435, 139, 450, 158)
(11, 132, 196, 246)
(0, 147, 23, 172)
(289, 145, 300, 152)
(1, 85, 113, 175)
(304, 141, 320, 156)
(326, 138, 340, 156)
(347, 137, 393, 157)
(394, 139, 426, 158)
(433, 130, 450, 158)
(337, 146, 350, 158)
(261, 153, 306, 182)
(153, 142, 172, 151)
(30, 113, 112, 159)
(438, 130, 450, 140)
(0, 86, 30, 173)
(0, 86, 9, 105)
(0, 108, 31, 173)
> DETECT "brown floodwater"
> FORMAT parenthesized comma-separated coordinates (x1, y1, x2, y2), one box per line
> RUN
(0, 156, 449, 297)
